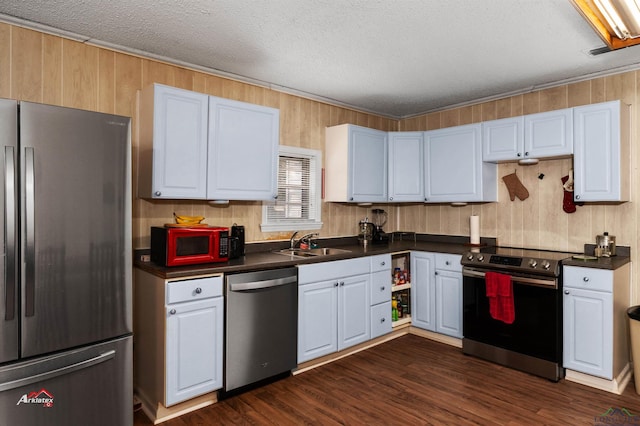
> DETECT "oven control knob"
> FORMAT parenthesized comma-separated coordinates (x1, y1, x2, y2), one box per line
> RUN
(541, 260, 551, 270)
(477, 255, 484, 261)
(528, 259, 538, 268)
(466, 254, 474, 261)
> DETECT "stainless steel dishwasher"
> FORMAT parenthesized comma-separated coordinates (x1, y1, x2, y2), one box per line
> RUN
(224, 267, 298, 393)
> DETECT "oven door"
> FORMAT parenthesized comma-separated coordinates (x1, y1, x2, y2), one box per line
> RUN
(462, 267, 562, 363)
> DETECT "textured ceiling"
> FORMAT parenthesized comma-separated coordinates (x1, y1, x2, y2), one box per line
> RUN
(1, 0, 640, 118)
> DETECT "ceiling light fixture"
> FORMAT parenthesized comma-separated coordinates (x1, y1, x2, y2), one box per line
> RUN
(594, 0, 640, 39)
(572, 0, 640, 49)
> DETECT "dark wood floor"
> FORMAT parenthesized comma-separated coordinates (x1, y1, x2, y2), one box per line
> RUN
(135, 335, 640, 425)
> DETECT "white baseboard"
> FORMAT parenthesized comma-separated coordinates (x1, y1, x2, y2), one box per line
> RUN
(565, 364, 632, 395)
(135, 389, 218, 424)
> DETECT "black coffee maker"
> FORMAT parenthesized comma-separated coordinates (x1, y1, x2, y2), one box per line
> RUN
(371, 209, 389, 244)
(228, 224, 245, 259)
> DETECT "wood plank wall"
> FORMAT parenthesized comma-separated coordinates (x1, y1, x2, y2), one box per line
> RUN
(399, 76, 639, 302)
(0, 23, 396, 248)
(1, 23, 638, 302)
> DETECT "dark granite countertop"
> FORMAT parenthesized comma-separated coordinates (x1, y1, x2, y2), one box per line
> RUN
(134, 234, 630, 279)
(134, 234, 495, 279)
(560, 244, 630, 270)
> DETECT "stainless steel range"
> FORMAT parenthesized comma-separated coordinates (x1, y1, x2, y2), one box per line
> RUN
(461, 247, 575, 381)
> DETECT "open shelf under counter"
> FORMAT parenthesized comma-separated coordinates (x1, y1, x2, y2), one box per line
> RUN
(392, 316, 411, 328)
(392, 283, 411, 292)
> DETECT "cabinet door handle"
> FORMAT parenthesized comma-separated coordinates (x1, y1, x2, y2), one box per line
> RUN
(334, 282, 339, 287)
(195, 287, 202, 294)
(339, 281, 345, 286)
(154, 191, 161, 196)
(380, 286, 385, 291)
(445, 261, 450, 265)
(524, 151, 529, 156)
(517, 152, 522, 157)
(381, 261, 386, 266)
(575, 194, 581, 200)
(564, 290, 570, 295)
(435, 271, 439, 276)
(169, 309, 176, 315)
(381, 317, 386, 323)
(583, 277, 589, 282)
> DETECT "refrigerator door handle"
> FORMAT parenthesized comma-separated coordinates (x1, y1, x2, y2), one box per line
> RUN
(24, 147, 35, 317)
(4, 147, 16, 321)
(0, 349, 115, 392)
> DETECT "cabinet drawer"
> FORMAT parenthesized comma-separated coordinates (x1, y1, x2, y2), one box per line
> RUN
(371, 301, 392, 338)
(370, 254, 391, 273)
(166, 276, 223, 304)
(563, 266, 613, 292)
(370, 270, 392, 305)
(435, 254, 462, 272)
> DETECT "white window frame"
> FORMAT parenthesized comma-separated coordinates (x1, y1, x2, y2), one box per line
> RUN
(261, 146, 323, 232)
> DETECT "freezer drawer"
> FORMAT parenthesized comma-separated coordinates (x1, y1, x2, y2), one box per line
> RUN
(0, 335, 132, 426)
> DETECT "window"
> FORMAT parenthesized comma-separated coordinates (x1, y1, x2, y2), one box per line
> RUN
(261, 146, 322, 232)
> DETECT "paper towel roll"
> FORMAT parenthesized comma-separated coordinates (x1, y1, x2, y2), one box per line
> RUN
(470, 215, 480, 245)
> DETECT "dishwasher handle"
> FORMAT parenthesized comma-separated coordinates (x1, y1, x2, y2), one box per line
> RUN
(229, 275, 297, 292)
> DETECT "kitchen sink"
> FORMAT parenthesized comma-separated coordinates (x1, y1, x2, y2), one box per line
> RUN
(274, 247, 352, 257)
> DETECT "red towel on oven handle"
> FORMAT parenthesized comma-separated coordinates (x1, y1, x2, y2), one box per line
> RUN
(485, 271, 515, 324)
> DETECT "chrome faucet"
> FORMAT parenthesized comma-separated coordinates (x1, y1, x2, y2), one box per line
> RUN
(289, 231, 299, 249)
(299, 233, 319, 248)
(289, 231, 319, 249)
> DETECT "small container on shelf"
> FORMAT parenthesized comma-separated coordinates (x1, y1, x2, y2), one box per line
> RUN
(393, 267, 401, 285)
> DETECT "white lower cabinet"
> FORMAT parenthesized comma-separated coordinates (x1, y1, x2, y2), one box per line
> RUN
(411, 252, 462, 338)
(411, 252, 436, 330)
(371, 301, 392, 338)
(370, 254, 392, 338)
(563, 286, 612, 378)
(166, 297, 223, 405)
(134, 270, 224, 410)
(434, 269, 462, 338)
(563, 264, 630, 381)
(298, 257, 371, 363)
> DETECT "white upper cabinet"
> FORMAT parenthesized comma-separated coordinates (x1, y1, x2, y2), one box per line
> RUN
(325, 124, 388, 203)
(388, 132, 424, 202)
(207, 97, 279, 201)
(482, 116, 524, 162)
(139, 84, 209, 199)
(424, 123, 496, 203)
(524, 108, 573, 159)
(573, 100, 629, 202)
(138, 83, 279, 201)
(483, 108, 573, 163)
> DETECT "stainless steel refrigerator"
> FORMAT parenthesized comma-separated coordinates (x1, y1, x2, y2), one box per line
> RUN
(0, 99, 133, 425)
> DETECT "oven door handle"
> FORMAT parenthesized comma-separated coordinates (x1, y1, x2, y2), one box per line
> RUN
(463, 268, 557, 289)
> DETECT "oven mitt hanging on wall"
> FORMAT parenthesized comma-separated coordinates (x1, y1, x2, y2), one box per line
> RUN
(502, 172, 529, 201)
(561, 170, 576, 213)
